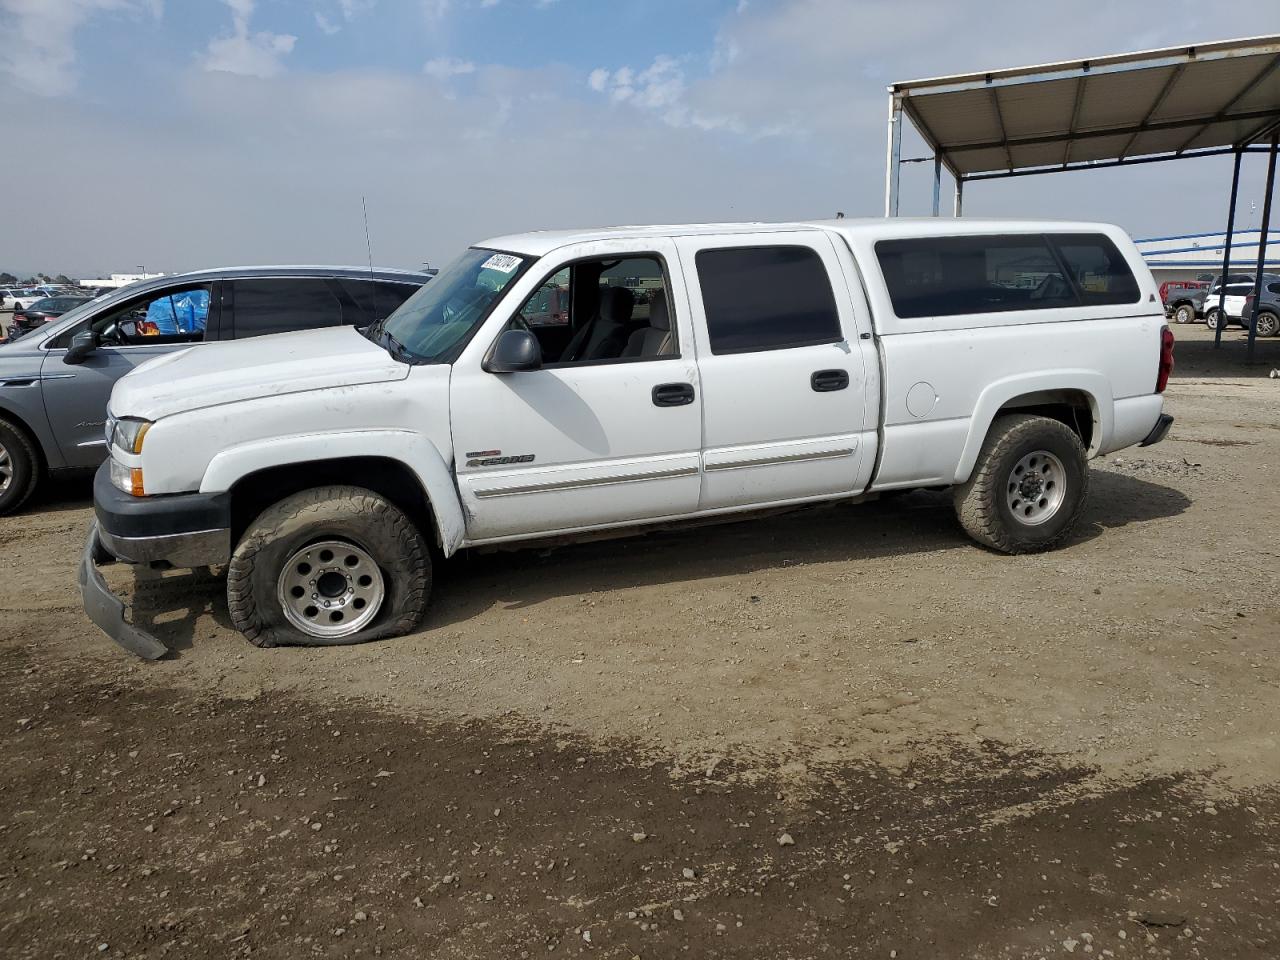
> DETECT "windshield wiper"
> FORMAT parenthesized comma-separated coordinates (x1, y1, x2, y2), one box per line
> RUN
(381, 328, 419, 364)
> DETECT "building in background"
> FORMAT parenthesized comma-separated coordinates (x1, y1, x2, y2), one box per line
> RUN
(1136, 230, 1279, 285)
(77, 272, 166, 290)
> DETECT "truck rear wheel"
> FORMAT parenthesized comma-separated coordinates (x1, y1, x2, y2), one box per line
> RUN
(1172, 303, 1195, 324)
(954, 414, 1089, 554)
(227, 485, 430, 648)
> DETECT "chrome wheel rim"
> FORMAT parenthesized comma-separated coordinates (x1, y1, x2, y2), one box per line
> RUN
(0, 440, 11, 493)
(1006, 450, 1066, 526)
(1175, 305, 1193, 324)
(276, 540, 385, 639)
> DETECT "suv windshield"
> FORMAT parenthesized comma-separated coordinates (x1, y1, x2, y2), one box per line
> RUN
(378, 248, 529, 362)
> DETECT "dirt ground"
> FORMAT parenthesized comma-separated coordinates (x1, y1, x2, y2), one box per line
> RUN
(1, 323, 1279, 958)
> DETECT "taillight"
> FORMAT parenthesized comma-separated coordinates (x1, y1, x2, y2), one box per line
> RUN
(1156, 326, 1175, 393)
(11, 313, 25, 323)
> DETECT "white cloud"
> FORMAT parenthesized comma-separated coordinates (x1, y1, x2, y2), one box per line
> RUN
(314, 11, 340, 34)
(0, 0, 159, 96)
(202, 0, 296, 78)
(588, 54, 760, 136)
(424, 56, 476, 80)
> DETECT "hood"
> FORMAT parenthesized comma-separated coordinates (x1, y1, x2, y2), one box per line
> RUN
(110, 326, 411, 421)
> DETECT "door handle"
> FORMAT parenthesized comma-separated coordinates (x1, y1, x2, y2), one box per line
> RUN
(652, 382, 695, 407)
(810, 369, 849, 392)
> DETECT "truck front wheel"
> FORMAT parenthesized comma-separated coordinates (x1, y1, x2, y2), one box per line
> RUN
(953, 414, 1089, 554)
(227, 485, 430, 647)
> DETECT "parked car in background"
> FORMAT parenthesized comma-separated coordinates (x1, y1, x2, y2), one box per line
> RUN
(4, 295, 92, 342)
(1203, 274, 1258, 330)
(1, 289, 46, 311)
(1163, 282, 1210, 324)
(1159, 279, 1206, 303)
(1222, 273, 1280, 327)
(0, 265, 429, 514)
(1242, 279, 1280, 338)
(81, 219, 1173, 657)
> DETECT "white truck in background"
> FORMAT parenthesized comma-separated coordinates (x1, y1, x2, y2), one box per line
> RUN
(82, 218, 1174, 658)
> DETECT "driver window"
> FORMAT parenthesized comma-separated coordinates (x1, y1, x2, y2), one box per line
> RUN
(82, 285, 211, 347)
(511, 255, 677, 366)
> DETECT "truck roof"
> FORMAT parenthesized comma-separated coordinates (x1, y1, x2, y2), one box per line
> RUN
(477, 218, 1134, 258)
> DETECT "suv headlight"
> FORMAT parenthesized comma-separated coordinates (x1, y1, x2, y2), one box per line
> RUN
(110, 417, 152, 455)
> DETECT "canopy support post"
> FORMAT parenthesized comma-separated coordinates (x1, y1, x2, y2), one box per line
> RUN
(1216, 149, 1244, 349)
(884, 93, 903, 217)
(931, 155, 942, 216)
(954, 178, 965, 217)
(1246, 132, 1278, 363)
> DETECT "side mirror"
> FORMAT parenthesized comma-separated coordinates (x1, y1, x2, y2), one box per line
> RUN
(484, 329, 542, 373)
(64, 329, 100, 365)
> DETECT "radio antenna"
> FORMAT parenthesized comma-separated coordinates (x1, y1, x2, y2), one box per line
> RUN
(361, 195, 380, 322)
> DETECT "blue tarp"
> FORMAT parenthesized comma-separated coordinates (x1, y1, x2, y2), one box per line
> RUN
(145, 289, 209, 334)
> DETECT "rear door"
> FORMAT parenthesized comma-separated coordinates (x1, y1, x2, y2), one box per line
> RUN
(675, 232, 876, 511)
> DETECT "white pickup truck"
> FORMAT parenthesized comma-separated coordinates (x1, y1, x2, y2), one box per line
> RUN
(82, 218, 1174, 658)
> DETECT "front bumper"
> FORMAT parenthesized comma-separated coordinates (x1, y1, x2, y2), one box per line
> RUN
(1139, 413, 1174, 447)
(79, 522, 169, 660)
(93, 461, 232, 565)
(81, 462, 234, 659)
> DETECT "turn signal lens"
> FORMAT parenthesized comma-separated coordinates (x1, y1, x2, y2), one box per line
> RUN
(109, 459, 146, 497)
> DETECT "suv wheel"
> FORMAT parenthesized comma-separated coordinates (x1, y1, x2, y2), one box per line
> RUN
(1205, 308, 1227, 331)
(0, 418, 40, 516)
(1173, 303, 1196, 324)
(954, 414, 1089, 554)
(1254, 310, 1280, 338)
(227, 485, 431, 647)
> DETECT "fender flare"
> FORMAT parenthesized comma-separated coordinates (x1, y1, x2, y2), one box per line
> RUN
(953, 371, 1111, 484)
(199, 429, 467, 556)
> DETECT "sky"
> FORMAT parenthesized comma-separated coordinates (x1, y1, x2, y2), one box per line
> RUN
(1, 0, 1279, 278)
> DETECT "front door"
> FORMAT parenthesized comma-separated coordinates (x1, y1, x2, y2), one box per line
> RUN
(450, 239, 703, 544)
(675, 232, 875, 511)
(41, 283, 213, 467)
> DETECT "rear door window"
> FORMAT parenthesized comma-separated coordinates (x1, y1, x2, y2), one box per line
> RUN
(231, 278, 343, 338)
(336, 279, 422, 325)
(695, 245, 842, 354)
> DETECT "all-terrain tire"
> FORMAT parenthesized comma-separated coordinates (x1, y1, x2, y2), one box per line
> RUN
(954, 414, 1089, 555)
(226, 485, 430, 648)
(0, 417, 40, 516)
(1173, 303, 1195, 324)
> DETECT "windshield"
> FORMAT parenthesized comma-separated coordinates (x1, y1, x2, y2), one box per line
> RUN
(380, 248, 529, 362)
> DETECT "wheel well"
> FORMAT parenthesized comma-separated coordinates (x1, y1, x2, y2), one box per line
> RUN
(995, 390, 1096, 453)
(229, 457, 439, 550)
(0, 406, 48, 476)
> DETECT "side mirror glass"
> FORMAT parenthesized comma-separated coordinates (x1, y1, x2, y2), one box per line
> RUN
(484, 329, 542, 373)
(64, 329, 100, 365)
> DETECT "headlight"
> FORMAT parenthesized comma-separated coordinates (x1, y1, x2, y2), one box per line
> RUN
(110, 417, 152, 455)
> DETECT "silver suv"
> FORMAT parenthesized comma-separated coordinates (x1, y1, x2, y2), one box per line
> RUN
(0, 266, 429, 515)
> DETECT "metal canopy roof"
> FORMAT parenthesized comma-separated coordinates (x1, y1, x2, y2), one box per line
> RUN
(891, 35, 1280, 181)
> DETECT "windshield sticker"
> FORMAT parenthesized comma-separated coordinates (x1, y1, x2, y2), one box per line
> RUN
(481, 253, 522, 274)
